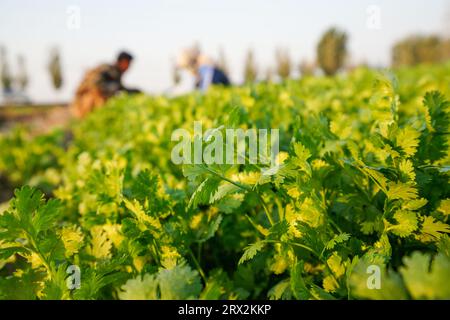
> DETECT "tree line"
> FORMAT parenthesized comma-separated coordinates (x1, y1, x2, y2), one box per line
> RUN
(1, 27, 450, 96)
(0, 46, 62, 95)
(238, 28, 450, 83)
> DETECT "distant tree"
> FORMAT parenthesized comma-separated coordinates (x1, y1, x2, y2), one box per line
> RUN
(265, 67, 274, 83)
(48, 48, 63, 90)
(243, 49, 258, 84)
(317, 27, 348, 76)
(0, 47, 13, 93)
(16, 55, 28, 91)
(171, 59, 181, 87)
(392, 35, 450, 67)
(217, 47, 229, 77)
(275, 48, 292, 80)
(299, 60, 315, 77)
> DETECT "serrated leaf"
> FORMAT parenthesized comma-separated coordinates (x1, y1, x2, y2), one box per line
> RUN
(124, 198, 162, 230)
(88, 226, 112, 259)
(325, 233, 350, 250)
(188, 177, 221, 209)
(32, 199, 62, 234)
(399, 159, 416, 182)
(417, 216, 450, 242)
(60, 225, 84, 257)
(182, 164, 209, 182)
(386, 182, 418, 201)
(396, 127, 420, 156)
(437, 199, 450, 216)
(327, 252, 346, 278)
(268, 220, 290, 240)
(210, 182, 240, 203)
(388, 210, 418, 238)
(402, 198, 428, 211)
(239, 241, 265, 265)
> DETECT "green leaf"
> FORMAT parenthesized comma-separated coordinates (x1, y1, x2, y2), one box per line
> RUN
(182, 164, 210, 182)
(0, 245, 27, 260)
(188, 177, 221, 209)
(291, 142, 312, 176)
(210, 182, 240, 203)
(325, 233, 350, 250)
(267, 220, 289, 240)
(32, 199, 62, 234)
(386, 182, 418, 201)
(130, 170, 158, 200)
(388, 210, 418, 238)
(419, 91, 450, 161)
(158, 263, 202, 299)
(417, 216, 450, 242)
(225, 105, 244, 128)
(195, 214, 223, 243)
(290, 261, 310, 300)
(396, 127, 420, 156)
(239, 241, 265, 265)
(118, 274, 158, 300)
(268, 279, 292, 300)
(400, 252, 450, 299)
(41, 265, 71, 300)
(349, 258, 407, 300)
(13, 186, 44, 223)
(200, 271, 228, 300)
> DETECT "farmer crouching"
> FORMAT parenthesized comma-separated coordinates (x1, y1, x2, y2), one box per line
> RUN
(71, 51, 140, 118)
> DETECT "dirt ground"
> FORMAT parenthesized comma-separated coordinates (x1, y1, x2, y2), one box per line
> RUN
(0, 104, 72, 135)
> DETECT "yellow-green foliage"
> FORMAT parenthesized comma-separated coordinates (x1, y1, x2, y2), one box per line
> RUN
(0, 63, 449, 300)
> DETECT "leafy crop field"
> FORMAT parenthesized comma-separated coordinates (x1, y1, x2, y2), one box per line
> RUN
(0, 64, 449, 300)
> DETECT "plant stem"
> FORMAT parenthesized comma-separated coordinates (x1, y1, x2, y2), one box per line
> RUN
(245, 214, 267, 236)
(189, 247, 207, 283)
(204, 166, 275, 225)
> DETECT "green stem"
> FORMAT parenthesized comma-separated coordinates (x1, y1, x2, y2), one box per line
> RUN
(275, 198, 284, 221)
(263, 239, 339, 280)
(25, 231, 53, 279)
(203, 166, 274, 226)
(254, 192, 274, 226)
(203, 166, 251, 191)
(197, 242, 202, 265)
(245, 214, 266, 236)
(328, 216, 343, 234)
(262, 240, 318, 257)
(188, 248, 207, 283)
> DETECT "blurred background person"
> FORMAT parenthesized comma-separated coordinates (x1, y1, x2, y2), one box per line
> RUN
(177, 45, 230, 92)
(70, 51, 140, 118)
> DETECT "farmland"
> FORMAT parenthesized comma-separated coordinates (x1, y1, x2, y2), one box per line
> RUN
(0, 63, 449, 300)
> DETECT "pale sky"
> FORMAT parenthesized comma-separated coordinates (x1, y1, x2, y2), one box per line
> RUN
(0, 0, 449, 102)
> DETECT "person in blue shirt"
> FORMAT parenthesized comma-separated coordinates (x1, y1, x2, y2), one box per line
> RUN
(177, 46, 230, 92)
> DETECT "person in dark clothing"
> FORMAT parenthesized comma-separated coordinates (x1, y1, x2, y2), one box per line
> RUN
(195, 65, 230, 90)
(71, 51, 140, 118)
(177, 46, 231, 92)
